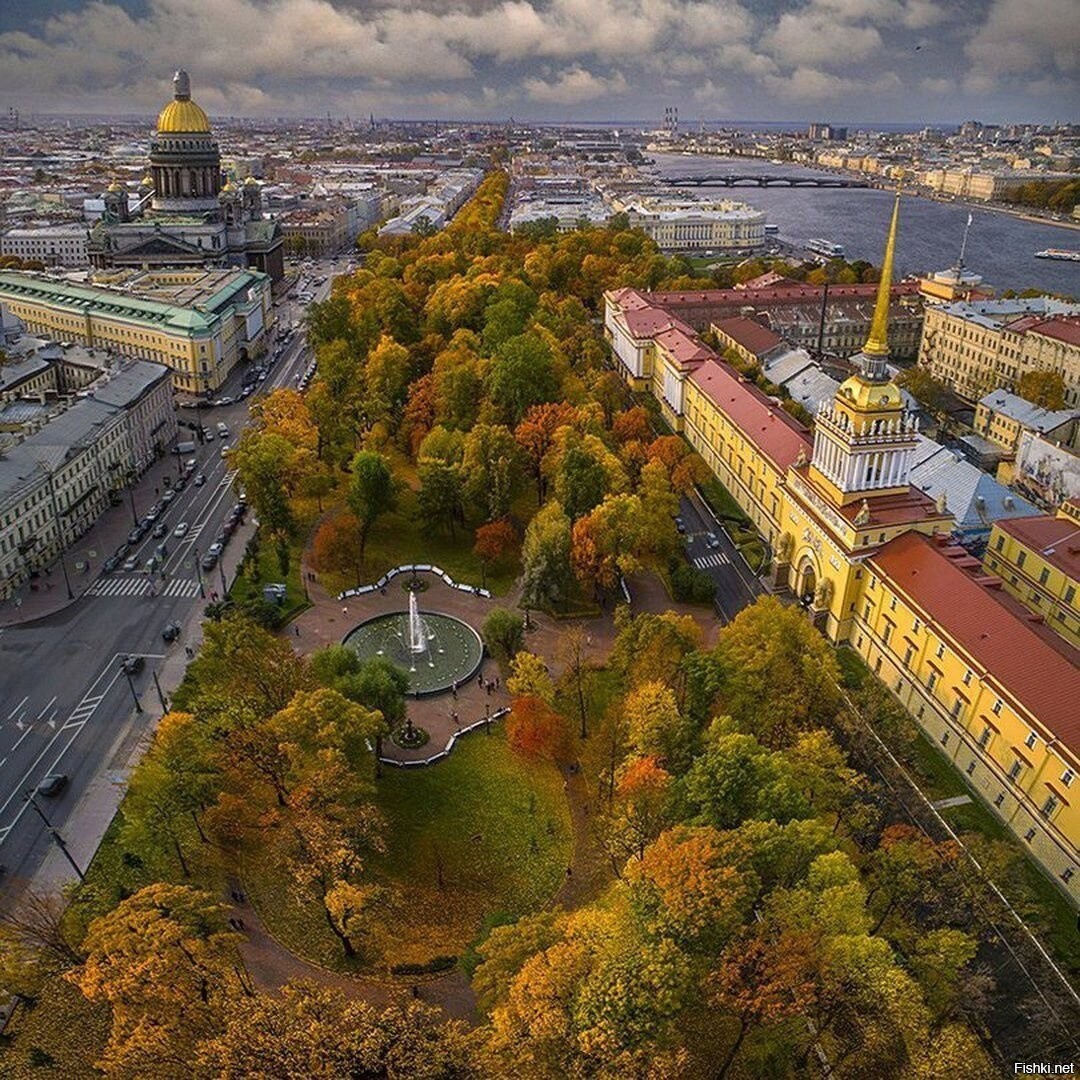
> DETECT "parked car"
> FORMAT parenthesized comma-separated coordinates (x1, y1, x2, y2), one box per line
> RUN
(194, 473, 207, 486)
(705, 532, 720, 549)
(174, 476, 187, 492)
(113, 542, 130, 559)
(121, 654, 144, 674)
(200, 550, 218, 570)
(173, 521, 189, 538)
(127, 526, 144, 545)
(161, 622, 181, 643)
(37, 774, 68, 798)
(202, 427, 215, 441)
(103, 554, 121, 573)
(161, 489, 176, 505)
(207, 541, 224, 560)
(674, 516, 686, 534)
(152, 521, 168, 538)
(144, 506, 160, 523)
(122, 555, 139, 572)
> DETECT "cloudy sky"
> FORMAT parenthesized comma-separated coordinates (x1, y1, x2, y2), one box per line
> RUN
(1, 0, 1077, 124)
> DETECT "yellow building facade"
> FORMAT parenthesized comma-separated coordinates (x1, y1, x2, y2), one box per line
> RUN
(604, 195, 1080, 904)
(0, 268, 271, 395)
(984, 504, 1080, 648)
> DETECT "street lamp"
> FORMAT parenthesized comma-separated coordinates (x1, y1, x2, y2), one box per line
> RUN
(193, 548, 206, 599)
(56, 547, 74, 601)
(120, 659, 143, 713)
(23, 791, 85, 881)
(152, 669, 168, 712)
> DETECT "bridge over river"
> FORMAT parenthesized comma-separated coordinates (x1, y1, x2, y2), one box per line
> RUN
(661, 174, 871, 188)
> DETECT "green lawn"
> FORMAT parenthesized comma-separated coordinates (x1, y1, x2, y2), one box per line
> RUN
(229, 532, 310, 625)
(246, 732, 572, 972)
(696, 474, 751, 526)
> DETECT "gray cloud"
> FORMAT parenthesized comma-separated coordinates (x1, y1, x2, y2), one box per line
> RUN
(0, 0, 1076, 121)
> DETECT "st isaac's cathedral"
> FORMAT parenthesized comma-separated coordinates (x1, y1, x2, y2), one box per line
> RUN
(88, 70, 284, 280)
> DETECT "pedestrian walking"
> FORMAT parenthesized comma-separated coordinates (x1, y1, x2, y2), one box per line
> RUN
(477, 671, 483, 688)
(294, 625, 300, 637)
(495, 676, 500, 690)
(451, 681, 457, 699)
(342, 606, 349, 616)
(451, 710, 459, 725)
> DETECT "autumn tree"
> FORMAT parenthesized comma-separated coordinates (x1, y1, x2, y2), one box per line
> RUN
(555, 623, 591, 739)
(515, 401, 578, 503)
(708, 928, 819, 1079)
(474, 518, 517, 584)
(600, 755, 674, 869)
(197, 983, 476, 1079)
(67, 884, 249, 1077)
(120, 711, 219, 876)
(716, 596, 841, 747)
(609, 608, 701, 702)
(506, 694, 569, 760)
(363, 333, 412, 422)
(345, 449, 396, 559)
(176, 614, 311, 718)
(311, 511, 364, 584)
(1017, 368, 1067, 410)
(506, 650, 554, 703)
(621, 681, 696, 772)
(625, 825, 758, 951)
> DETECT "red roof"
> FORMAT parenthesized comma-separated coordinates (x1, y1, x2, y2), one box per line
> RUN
(650, 280, 920, 308)
(1031, 316, 1080, 348)
(870, 531, 1080, 752)
(713, 315, 783, 358)
(655, 325, 713, 366)
(996, 514, 1080, 581)
(689, 359, 812, 471)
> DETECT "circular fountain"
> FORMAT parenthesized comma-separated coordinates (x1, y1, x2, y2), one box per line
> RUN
(342, 588, 483, 695)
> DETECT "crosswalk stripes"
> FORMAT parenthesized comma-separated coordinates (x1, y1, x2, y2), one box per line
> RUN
(162, 578, 201, 599)
(694, 551, 730, 569)
(87, 576, 153, 598)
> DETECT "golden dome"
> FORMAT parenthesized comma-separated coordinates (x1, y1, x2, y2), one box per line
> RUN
(220, 179, 237, 194)
(156, 69, 210, 133)
(107, 178, 124, 193)
(837, 374, 901, 413)
(157, 97, 210, 133)
(243, 176, 258, 186)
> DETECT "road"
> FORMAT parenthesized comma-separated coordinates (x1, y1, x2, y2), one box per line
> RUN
(678, 491, 763, 622)
(0, 254, 347, 902)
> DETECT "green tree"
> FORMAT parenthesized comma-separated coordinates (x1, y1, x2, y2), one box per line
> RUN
(461, 423, 522, 523)
(482, 607, 525, 662)
(310, 646, 409, 725)
(487, 332, 560, 424)
(520, 500, 572, 610)
(345, 450, 396, 559)
(417, 457, 464, 538)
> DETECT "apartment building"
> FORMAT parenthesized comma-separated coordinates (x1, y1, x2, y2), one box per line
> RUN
(0, 357, 174, 597)
(919, 299, 1080, 406)
(1, 223, 89, 268)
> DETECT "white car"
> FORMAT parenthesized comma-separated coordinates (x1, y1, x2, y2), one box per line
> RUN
(173, 522, 189, 538)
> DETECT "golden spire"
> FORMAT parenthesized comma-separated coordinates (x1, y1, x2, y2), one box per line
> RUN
(862, 189, 901, 358)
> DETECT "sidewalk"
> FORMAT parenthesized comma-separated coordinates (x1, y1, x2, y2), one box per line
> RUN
(25, 516, 255, 899)
(0, 451, 195, 628)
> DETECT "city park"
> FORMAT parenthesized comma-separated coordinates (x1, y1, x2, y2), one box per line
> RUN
(1, 174, 1062, 1078)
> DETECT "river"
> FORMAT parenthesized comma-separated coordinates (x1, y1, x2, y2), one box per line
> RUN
(649, 153, 1079, 297)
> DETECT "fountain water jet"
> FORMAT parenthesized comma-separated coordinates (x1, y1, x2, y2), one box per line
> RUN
(408, 589, 427, 654)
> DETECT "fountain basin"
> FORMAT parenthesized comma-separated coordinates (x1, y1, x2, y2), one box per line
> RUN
(342, 610, 484, 695)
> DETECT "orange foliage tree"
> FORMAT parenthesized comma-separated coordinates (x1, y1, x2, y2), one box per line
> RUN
(474, 518, 517, 582)
(506, 694, 569, 761)
(514, 401, 578, 503)
(312, 511, 363, 585)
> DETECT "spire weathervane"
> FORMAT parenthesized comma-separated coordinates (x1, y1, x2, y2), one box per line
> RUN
(862, 188, 901, 361)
